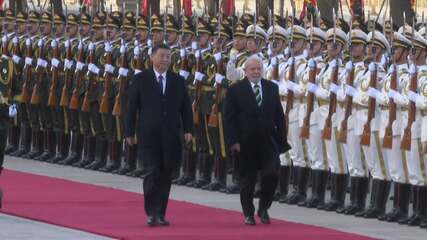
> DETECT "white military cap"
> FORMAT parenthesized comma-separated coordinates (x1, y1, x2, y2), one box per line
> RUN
(367, 30, 390, 51)
(287, 25, 307, 40)
(348, 29, 368, 45)
(326, 27, 348, 46)
(306, 27, 326, 43)
(391, 31, 411, 49)
(398, 26, 427, 50)
(267, 25, 288, 41)
(246, 24, 268, 40)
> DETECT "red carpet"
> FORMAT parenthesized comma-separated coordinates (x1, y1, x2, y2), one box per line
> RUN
(0, 169, 376, 240)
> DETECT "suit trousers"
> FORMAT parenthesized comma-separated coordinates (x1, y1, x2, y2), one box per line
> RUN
(142, 148, 174, 218)
(239, 140, 279, 217)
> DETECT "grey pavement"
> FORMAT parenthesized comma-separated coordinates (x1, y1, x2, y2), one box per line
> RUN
(2, 156, 427, 240)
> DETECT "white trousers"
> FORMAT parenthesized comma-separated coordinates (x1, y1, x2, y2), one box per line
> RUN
(385, 136, 408, 184)
(342, 129, 366, 177)
(404, 139, 427, 186)
(325, 128, 348, 174)
(308, 124, 328, 170)
(288, 120, 309, 167)
(361, 132, 390, 180)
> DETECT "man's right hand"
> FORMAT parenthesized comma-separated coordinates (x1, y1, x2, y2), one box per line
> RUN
(126, 137, 137, 146)
(230, 143, 240, 153)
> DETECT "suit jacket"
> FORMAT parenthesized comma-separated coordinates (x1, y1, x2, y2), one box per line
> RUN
(125, 69, 193, 170)
(225, 78, 290, 170)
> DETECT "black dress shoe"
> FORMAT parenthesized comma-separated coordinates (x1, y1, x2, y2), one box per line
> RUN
(257, 210, 270, 224)
(244, 216, 256, 225)
(158, 217, 170, 226)
(147, 216, 158, 227)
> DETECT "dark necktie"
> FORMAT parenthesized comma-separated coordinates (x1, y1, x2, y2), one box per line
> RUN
(254, 84, 262, 107)
(158, 75, 164, 94)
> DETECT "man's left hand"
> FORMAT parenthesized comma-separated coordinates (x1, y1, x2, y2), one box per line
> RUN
(184, 133, 192, 144)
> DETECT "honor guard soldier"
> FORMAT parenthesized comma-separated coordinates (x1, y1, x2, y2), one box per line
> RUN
(414, 26, 427, 228)
(95, 11, 122, 172)
(338, 27, 369, 215)
(397, 26, 427, 226)
(187, 18, 216, 189)
(31, 11, 55, 162)
(281, 24, 308, 205)
(173, 16, 198, 185)
(102, 11, 136, 173)
(299, 26, 328, 208)
(264, 22, 290, 202)
(203, 17, 232, 191)
(3, 9, 18, 155)
(222, 21, 248, 194)
(83, 11, 109, 170)
(354, 26, 390, 219)
(59, 13, 86, 166)
(375, 29, 411, 222)
(71, 12, 97, 168)
(21, 11, 43, 160)
(47, 12, 69, 164)
(8, 11, 30, 158)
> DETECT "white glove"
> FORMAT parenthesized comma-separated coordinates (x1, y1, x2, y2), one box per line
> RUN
(214, 52, 222, 62)
(8, 104, 17, 118)
(51, 39, 58, 48)
(179, 70, 190, 80)
(12, 55, 21, 64)
(25, 57, 33, 66)
(315, 87, 329, 99)
(215, 73, 225, 85)
(345, 61, 353, 72)
(287, 80, 297, 91)
(134, 46, 140, 56)
(104, 64, 115, 74)
(37, 39, 44, 48)
(88, 42, 95, 51)
(293, 84, 304, 95)
(12, 37, 18, 45)
(308, 58, 316, 69)
(329, 83, 339, 94)
(307, 82, 318, 94)
(76, 61, 85, 71)
(64, 59, 74, 70)
(148, 47, 152, 56)
(345, 85, 357, 97)
(2, 35, 8, 43)
(368, 62, 376, 72)
(120, 45, 127, 54)
(191, 41, 198, 51)
(408, 91, 418, 103)
(271, 56, 278, 66)
(195, 50, 201, 59)
(119, 67, 128, 77)
(229, 52, 237, 62)
(194, 71, 205, 82)
(51, 58, 60, 68)
(25, 38, 31, 46)
(367, 87, 380, 99)
(180, 48, 186, 58)
(147, 39, 153, 48)
(64, 39, 71, 48)
(104, 42, 112, 52)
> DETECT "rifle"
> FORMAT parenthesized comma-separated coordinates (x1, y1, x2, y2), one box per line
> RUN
(21, 25, 33, 104)
(133, 3, 143, 71)
(383, 18, 396, 149)
(300, 19, 316, 139)
(400, 19, 417, 151)
(284, 7, 295, 131)
(112, 3, 129, 117)
(99, 25, 114, 114)
(208, 1, 224, 128)
(30, 30, 47, 105)
(81, 42, 96, 113)
(60, 5, 72, 107)
(9, 7, 21, 102)
(47, 8, 59, 107)
(322, 9, 339, 140)
(338, 15, 354, 143)
(192, 15, 202, 125)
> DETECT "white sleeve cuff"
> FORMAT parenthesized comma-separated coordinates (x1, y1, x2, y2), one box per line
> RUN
(179, 70, 190, 80)
(119, 67, 129, 77)
(194, 71, 205, 82)
(104, 64, 115, 74)
(215, 73, 225, 84)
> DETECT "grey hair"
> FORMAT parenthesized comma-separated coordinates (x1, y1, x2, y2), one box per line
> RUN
(244, 54, 264, 72)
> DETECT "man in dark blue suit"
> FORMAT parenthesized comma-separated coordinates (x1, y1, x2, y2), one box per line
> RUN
(125, 44, 193, 227)
(225, 55, 290, 225)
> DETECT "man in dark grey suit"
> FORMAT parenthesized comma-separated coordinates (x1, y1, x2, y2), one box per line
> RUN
(225, 55, 290, 225)
(125, 44, 193, 227)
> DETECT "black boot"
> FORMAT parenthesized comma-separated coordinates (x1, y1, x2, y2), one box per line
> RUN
(60, 133, 83, 165)
(5, 126, 20, 155)
(204, 155, 227, 191)
(192, 152, 213, 188)
(221, 152, 240, 194)
(386, 183, 410, 222)
(300, 169, 318, 207)
(406, 186, 426, 226)
(277, 166, 291, 203)
(35, 130, 56, 162)
(100, 141, 122, 172)
(47, 132, 69, 164)
(73, 135, 95, 168)
(418, 187, 427, 228)
(23, 129, 43, 159)
(346, 177, 368, 215)
(335, 174, 349, 213)
(363, 180, 391, 219)
(113, 143, 137, 175)
(342, 176, 358, 214)
(10, 124, 31, 157)
(287, 167, 310, 205)
(86, 137, 108, 170)
(355, 178, 376, 217)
